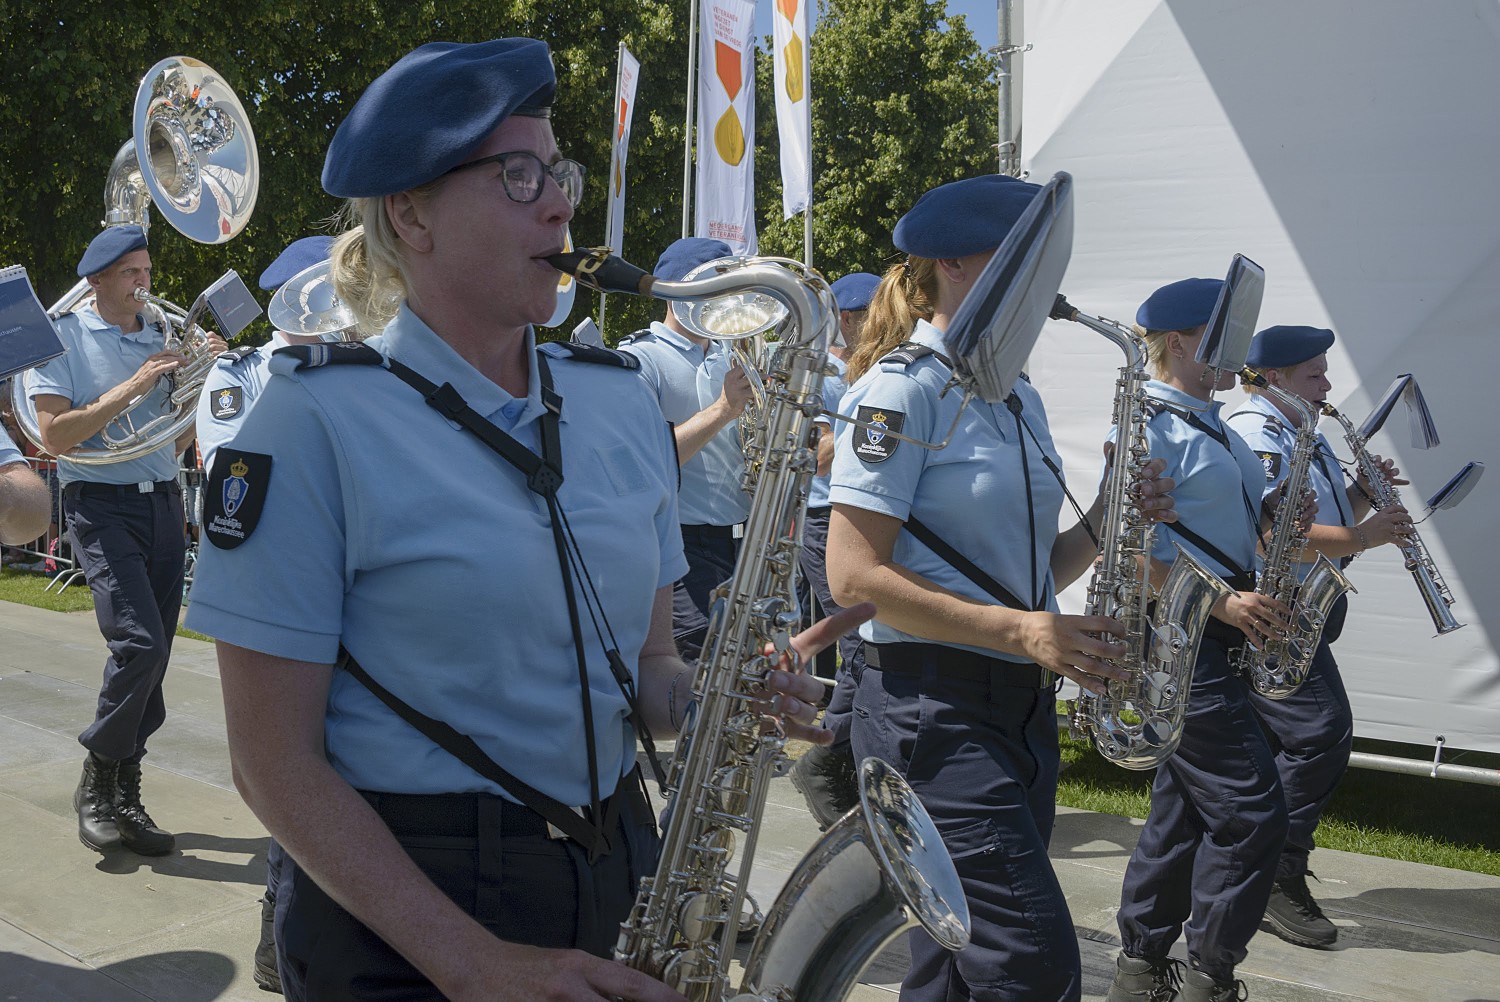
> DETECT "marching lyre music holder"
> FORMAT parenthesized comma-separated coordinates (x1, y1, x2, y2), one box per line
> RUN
(820, 171, 1076, 452)
(1194, 252, 1266, 380)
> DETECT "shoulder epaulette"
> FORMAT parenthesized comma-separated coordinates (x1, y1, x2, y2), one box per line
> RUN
(879, 340, 952, 369)
(538, 341, 640, 370)
(617, 328, 653, 345)
(216, 345, 260, 365)
(272, 341, 383, 369)
(1227, 406, 1284, 437)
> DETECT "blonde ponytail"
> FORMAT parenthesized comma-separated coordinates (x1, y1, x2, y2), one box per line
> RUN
(847, 258, 939, 381)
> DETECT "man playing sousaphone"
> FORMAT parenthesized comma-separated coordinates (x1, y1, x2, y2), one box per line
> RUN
(30, 225, 226, 857)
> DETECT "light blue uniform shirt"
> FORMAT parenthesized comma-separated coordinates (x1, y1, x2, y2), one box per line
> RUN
(619, 321, 751, 526)
(0, 425, 23, 468)
(1139, 380, 1264, 580)
(196, 333, 288, 474)
(185, 305, 688, 806)
(1226, 393, 1352, 580)
(28, 305, 179, 485)
(806, 353, 848, 509)
(829, 320, 1065, 661)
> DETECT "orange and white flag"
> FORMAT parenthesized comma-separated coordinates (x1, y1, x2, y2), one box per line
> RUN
(605, 45, 641, 260)
(695, 0, 757, 254)
(772, 0, 811, 218)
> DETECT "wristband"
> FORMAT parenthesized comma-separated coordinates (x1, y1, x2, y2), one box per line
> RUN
(1352, 524, 1370, 555)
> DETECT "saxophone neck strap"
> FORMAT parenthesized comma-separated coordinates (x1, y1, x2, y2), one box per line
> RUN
(1150, 398, 1261, 533)
(904, 515, 1043, 612)
(337, 648, 624, 860)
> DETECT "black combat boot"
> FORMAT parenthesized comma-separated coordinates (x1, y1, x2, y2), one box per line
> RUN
(788, 743, 859, 830)
(74, 752, 122, 853)
(253, 892, 283, 993)
(115, 758, 176, 856)
(1106, 953, 1184, 1002)
(1264, 863, 1337, 947)
(1179, 967, 1248, 1002)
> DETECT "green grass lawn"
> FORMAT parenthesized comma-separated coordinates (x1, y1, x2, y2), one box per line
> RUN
(0, 566, 210, 641)
(1057, 719, 1500, 876)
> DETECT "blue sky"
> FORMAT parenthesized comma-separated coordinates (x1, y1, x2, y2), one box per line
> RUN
(752, 0, 1000, 51)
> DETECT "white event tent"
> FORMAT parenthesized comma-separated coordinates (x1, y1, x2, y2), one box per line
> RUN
(1017, 0, 1500, 754)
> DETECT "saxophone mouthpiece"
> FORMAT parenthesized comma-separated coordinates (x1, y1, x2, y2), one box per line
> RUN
(1239, 366, 1267, 388)
(546, 247, 656, 297)
(1050, 294, 1077, 322)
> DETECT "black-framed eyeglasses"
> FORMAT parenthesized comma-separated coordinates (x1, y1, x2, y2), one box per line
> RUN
(446, 150, 586, 208)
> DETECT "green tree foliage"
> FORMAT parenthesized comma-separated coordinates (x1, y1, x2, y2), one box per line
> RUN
(754, 0, 999, 282)
(1, 0, 995, 343)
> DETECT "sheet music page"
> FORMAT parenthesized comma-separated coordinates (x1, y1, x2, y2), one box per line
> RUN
(0, 265, 66, 381)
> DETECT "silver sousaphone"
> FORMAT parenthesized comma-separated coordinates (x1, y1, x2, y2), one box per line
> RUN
(10, 55, 259, 464)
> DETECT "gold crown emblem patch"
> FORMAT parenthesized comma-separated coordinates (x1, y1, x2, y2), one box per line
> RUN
(229, 458, 249, 478)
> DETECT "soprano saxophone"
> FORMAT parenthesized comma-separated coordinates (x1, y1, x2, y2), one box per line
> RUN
(1234, 370, 1356, 697)
(549, 249, 970, 1002)
(1052, 298, 1230, 769)
(1321, 402, 1463, 635)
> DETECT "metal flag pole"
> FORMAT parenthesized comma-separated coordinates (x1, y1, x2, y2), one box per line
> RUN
(682, 0, 700, 238)
(994, 0, 1030, 178)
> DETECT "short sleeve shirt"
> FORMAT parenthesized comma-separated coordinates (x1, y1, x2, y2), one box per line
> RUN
(1139, 380, 1265, 579)
(0, 425, 24, 468)
(196, 334, 287, 474)
(806, 353, 848, 509)
(1226, 392, 1352, 579)
(619, 322, 751, 526)
(184, 305, 688, 806)
(829, 320, 1065, 661)
(28, 305, 179, 485)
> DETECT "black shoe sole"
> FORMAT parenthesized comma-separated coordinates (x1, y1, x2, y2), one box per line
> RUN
(77, 830, 123, 854)
(1263, 914, 1337, 949)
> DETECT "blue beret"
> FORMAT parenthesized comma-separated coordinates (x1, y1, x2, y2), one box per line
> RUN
(259, 236, 334, 291)
(77, 225, 147, 277)
(893, 175, 1043, 259)
(323, 39, 557, 198)
(1135, 278, 1225, 332)
(831, 272, 880, 311)
(653, 237, 733, 282)
(1246, 325, 1335, 369)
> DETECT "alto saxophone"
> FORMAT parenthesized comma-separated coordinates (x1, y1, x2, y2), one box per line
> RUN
(549, 249, 970, 1002)
(1053, 298, 1230, 769)
(1234, 370, 1356, 697)
(1321, 402, 1463, 635)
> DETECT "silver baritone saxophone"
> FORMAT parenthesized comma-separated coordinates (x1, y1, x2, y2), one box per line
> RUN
(548, 249, 970, 1002)
(1235, 369, 1356, 697)
(1052, 298, 1230, 770)
(1321, 402, 1463, 635)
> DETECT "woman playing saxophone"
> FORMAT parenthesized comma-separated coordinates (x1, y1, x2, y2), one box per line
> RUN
(1225, 324, 1411, 950)
(1107, 278, 1296, 1002)
(826, 176, 1178, 1001)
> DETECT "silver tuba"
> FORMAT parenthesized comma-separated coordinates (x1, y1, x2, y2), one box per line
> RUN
(9, 56, 258, 464)
(1234, 369, 1356, 697)
(1052, 297, 1230, 769)
(550, 247, 970, 1001)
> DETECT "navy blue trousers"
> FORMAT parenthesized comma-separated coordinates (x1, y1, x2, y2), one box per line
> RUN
(65, 483, 185, 762)
(276, 785, 659, 1001)
(1249, 637, 1352, 871)
(853, 656, 1080, 1001)
(1117, 637, 1289, 981)
(798, 506, 866, 747)
(671, 523, 740, 661)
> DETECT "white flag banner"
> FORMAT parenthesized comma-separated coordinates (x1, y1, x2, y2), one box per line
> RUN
(695, 0, 758, 254)
(605, 45, 641, 258)
(772, 0, 811, 218)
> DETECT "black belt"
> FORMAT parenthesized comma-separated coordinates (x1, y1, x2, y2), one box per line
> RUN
(65, 479, 181, 497)
(681, 522, 740, 539)
(360, 769, 643, 841)
(866, 642, 1049, 689)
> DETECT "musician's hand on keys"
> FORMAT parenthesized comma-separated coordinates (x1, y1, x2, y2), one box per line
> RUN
(760, 601, 875, 745)
(1100, 445, 1177, 524)
(1360, 452, 1408, 490)
(459, 942, 686, 1002)
(125, 351, 187, 397)
(204, 332, 229, 356)
(1214, 591, 1292, 645)
(719, 363, 754, 418)
(1361, 504, 1414, 547)
(1018, 612, 1129, 695)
